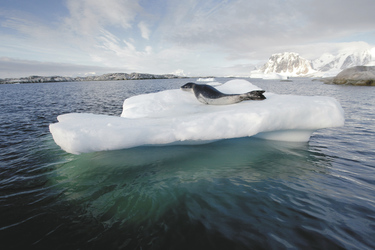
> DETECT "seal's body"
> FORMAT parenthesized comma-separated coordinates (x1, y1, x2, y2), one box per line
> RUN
(181, 82, 266, 105)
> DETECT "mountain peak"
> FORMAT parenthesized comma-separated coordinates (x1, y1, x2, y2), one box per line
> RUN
(251, 47, 375, 78)
(259, 52, 314, 76)
(313, 48, 375, 73)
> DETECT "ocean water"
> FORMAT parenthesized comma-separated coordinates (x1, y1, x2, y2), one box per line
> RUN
(0, 78, 374, 249)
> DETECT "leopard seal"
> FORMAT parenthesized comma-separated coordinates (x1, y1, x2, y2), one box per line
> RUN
(181, 82, 266, 105)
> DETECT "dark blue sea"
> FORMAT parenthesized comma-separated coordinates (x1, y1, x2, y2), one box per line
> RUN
(1, 78, 374, 249)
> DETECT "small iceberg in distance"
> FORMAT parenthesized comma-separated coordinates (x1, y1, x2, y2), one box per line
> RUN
(250, 72, 288, 80)
(50, 79, 345, 154)
(197, 77, 215, 82)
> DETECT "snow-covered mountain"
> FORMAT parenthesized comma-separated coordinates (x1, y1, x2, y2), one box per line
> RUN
(261, 52, 314, 76)
(250, 52, 315, 78)
(312, 48, 375, 77)
(251, 47, 375, 78)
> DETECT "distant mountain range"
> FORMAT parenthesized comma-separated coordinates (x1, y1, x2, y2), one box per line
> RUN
(0, 72, 183, 84)
(3, 48, 375, 83)
(251, 47, 375, 78)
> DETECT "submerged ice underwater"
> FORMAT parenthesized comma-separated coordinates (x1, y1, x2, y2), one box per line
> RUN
(1, 78, 375, 249)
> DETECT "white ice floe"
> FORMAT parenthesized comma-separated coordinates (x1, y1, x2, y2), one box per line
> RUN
(197, 77, 215, 82)
(50, 79, 344, 154)
(250, 72, 288, 80)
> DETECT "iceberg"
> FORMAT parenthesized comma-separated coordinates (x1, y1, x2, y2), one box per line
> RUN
(197, 77, 215, 82)
(250, 71, 288, 80)
(49, 79, 344, 154)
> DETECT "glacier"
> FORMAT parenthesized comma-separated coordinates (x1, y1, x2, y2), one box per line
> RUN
(49, 79, 345, 154)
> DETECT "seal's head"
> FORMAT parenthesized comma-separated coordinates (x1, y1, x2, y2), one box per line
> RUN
(181, 82, 196, 92)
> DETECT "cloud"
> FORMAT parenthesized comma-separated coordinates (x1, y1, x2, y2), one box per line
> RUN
(0, 57, 125, 78)
(1, 0, 375, 78)
(0, 9, 92, 63)
(0, 1, 146, 66)
(64, 0, 141, 35)
(138, 21, 150, 40)
(278, 41, 374, 60)
(158, 0, 375, 60)
(171, 69, 186, 76)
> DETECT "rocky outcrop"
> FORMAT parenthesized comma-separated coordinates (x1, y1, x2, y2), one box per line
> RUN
(0, 72, 182, 84)
(324, 66, 375, 86)
(83, 72, 179, 81)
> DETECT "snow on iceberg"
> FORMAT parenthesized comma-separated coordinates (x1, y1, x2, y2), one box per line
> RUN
(49, 79, 344, 154)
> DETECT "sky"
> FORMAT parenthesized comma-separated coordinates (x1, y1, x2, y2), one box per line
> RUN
(1, 0, 375, 78)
